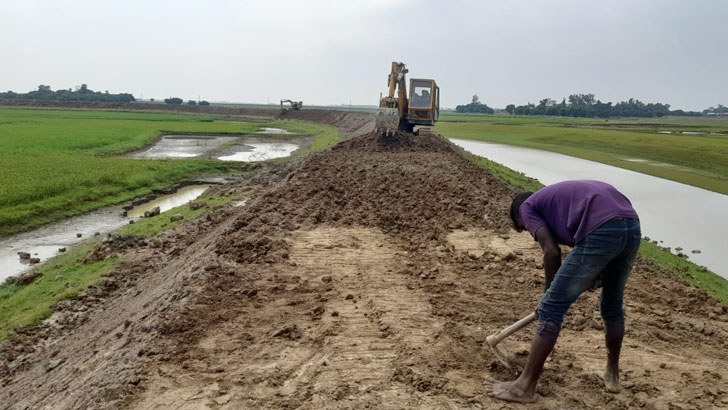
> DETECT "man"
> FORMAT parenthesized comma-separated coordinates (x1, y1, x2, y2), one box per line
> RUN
(486, 180, 641, 403)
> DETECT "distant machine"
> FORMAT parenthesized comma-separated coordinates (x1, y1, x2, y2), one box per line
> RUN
(280, 99, 303, 112)
(375, 61, 439, 136)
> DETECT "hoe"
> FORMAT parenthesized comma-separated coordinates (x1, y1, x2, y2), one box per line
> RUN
(485, 312, 537, 368)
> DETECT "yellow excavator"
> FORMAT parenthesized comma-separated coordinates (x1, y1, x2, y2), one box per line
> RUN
(375, 61, 439, 135)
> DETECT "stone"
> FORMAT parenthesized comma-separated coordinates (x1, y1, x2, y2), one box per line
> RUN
(170, 214, 184, 222)
(46, 358, 64, 372)
(99, 278, 118, 290)
(76, 233, 83, 238)
(143, 206, 161, 218)
(29, 257, 41, 264)
(128, 220, 135, 224)
(17, 251, 31, 260)
(58, 247, 67, 253)
(189, 202, 207, 211)
(17, 271, 42, 285)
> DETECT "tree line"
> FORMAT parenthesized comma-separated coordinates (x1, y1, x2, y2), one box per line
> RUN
(502, 94, 704, 118)
(459, 93, 723, 118)
(164, 97, 209, 106)
(455, 95, 494, 114)
(0, 84, 135, 103)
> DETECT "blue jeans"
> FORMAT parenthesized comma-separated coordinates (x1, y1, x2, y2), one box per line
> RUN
(538, 218, 641, 328)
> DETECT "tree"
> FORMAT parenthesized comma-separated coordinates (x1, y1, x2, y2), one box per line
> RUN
(505, 104, 516, 115)
(199, 100, 210, 106)
(187, 100, 197, 105)
(456, 95, 494, 114)
(1, 84, 135, 103)
(164, 97, 183, 105)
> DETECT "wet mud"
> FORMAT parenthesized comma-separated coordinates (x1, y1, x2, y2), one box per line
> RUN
(1, 119, 727, 410)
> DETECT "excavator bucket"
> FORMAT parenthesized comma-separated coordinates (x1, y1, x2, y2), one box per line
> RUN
(375, 108, 399, 136)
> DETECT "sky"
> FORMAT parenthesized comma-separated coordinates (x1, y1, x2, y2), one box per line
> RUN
(1, 0, 727, 111)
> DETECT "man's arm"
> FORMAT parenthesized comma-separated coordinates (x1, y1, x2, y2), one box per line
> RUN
(534, 225, 561, 291)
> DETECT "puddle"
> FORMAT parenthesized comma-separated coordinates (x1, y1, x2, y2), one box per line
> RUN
(1, 185, 211, 283)
(129, 134, 306, 162)
(217, 142, 300, 162)
(131, 135, 238, 159)
(657, 131, 719, 136)
(258, 127, 292, 134)
(127, 185, 210, 218)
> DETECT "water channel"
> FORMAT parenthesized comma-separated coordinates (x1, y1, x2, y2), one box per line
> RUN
(450, 138, 728, 280)
(0, 185, 210, 283)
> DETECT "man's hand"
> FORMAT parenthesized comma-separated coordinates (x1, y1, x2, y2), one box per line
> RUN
(534, 225, 561, 292)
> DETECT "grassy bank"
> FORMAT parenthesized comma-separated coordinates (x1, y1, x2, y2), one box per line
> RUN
(0, 244, 117, 340)
(463, 144, 728, 305)
(0, 108, 338, 237)
(435, 114, 728, 195)
(0, 192, 235, 341)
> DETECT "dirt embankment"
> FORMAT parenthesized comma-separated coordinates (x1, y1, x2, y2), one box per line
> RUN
(0, 99, 375, 138)
(1, 128, 728, 410)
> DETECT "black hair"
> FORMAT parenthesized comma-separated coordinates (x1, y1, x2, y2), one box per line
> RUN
(510, 192, 533, 231)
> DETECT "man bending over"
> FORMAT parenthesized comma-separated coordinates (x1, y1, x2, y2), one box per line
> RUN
(487, 180, 641, 403)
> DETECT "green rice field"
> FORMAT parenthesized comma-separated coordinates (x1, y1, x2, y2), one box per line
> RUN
(0, 108, 339, 237)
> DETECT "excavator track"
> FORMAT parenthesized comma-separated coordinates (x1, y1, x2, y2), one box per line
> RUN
(415, 126, 434, 136)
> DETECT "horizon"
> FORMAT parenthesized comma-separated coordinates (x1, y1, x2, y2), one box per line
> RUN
(2, 1, 727, 111)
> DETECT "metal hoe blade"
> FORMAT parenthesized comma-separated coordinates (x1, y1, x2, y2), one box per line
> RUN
(375, 108, 399, 136)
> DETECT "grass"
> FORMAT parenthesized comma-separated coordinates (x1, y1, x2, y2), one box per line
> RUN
(0, 191, 235, 342)
(639, 241, 728, 305)
(435, 114, 728, 195)
(0, 244, 117, 340)
(119, 194, 234, 237)
(0, 108, 339, 237)
(464, 147, 728, 305)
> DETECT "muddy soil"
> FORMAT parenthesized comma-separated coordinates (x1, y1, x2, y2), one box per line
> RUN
(1, 121, 728, 409)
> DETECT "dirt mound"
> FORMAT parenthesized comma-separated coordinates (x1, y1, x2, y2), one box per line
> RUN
(279, 109, 374, 139)
(0, 100, 374, 138)
(218, 131, 513, 264)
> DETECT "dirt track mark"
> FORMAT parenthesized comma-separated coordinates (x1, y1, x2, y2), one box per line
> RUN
(133, 226, 466, 409)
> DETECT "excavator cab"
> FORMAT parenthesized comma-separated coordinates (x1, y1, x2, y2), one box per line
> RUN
(408, 79, 439, 126)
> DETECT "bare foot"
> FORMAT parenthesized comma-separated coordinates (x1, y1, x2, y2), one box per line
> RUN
(603, 369, 621, 393)
(484, 376, 538, 403)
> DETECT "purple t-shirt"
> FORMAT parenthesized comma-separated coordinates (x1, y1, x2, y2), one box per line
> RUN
(519, 180, 639, 246)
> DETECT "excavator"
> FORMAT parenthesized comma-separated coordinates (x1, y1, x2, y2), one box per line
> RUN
(375, 61, 439, 136)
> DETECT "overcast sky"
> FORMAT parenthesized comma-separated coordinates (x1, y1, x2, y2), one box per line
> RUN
(1, 0, 726, 110)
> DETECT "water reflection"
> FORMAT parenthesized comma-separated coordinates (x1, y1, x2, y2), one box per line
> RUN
(218, 143, 300, 162)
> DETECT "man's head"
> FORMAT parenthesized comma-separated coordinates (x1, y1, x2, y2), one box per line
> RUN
(510, 192, 533, 232)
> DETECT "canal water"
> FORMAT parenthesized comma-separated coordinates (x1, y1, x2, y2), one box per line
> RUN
(0, 185, 211, 283)
(450, 138, 728, 280)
